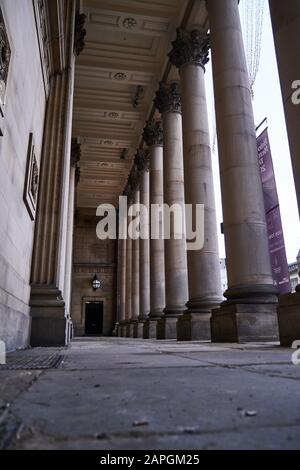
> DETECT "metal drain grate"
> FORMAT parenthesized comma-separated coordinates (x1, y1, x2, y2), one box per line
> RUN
(0, 353, 64, 370)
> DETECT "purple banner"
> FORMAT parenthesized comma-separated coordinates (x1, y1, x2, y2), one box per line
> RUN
(257, 128, 291, 294)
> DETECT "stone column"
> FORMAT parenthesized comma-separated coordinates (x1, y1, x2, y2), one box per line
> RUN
(30, 1, 81, 346)
(206, 0, 279, 342)
(124, 191, 133, 338)
(117, 203, 127, 337)
(63, 138, 80, 342)
(169, 30, 222, 340)
(154, 82, 189, 339)
(136, 150, 151, 338)
(143, 120, 166, 338)
(130, 186, 140, 338)
(269, 0, 300, 345)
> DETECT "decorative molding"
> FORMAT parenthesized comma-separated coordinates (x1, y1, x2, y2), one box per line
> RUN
(169, 28, 210, 71)
(107, 112, 119, 119)
(154, 82, 181, 114)
(23, 134, 39, 221)
(33, 0, 51, 94)
(135, 149, 150, 173)
(133, 85, 144, 108)
(74, 13, 87, 56)
(113, 72, 127, 81)
(122, 17, 137, 30)
(143, 119, 163, 147)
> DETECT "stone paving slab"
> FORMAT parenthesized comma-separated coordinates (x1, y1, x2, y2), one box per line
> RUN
(0, 338, 299, 450)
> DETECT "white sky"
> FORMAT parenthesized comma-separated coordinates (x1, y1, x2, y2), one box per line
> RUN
(205, 1, 300, 264)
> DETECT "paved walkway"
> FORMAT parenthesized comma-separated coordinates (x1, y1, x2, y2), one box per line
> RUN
(0, 337, 300, 449)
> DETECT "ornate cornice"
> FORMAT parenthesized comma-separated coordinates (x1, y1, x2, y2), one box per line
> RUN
(142, 119, 163, 147)
(169, 28, 210, 71)
(74, 13, 87, 56)
(154, 82, 181, 114)
(135, 149, 150, 173)
(71, 138, 81, 168)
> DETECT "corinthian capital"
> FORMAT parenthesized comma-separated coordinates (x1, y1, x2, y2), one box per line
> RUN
(154, 82, 181, 114)
(169, 28, 210, 71)
(128, 165, 140, 192)
(135, 149, 150, 173)
(142, 119, 163, 147)
(74, 13, 87, 56)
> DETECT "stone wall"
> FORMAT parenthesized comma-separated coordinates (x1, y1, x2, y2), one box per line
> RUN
(0, 0, 47, 351)
(72, 212, 117, 336)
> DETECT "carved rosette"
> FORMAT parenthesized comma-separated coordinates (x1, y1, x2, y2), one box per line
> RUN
(154, 82, 181, 114)
(74, 13, 87, 56)
(169, 28, 210, 71)
(71, 138, 81, 168)
(142, 119, 163, 147)
(135, 148, 150, 173)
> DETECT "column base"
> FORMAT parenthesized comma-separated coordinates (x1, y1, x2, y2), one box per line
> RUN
(30, 285, 68, 347)
(143, 319, 159, 339)
(137, 320, 146, 338)
(125, 323, 132, 338)
(119, 323, 127, 337)
(211, 304, 279, 343)
(128, 321, 139, 338)
(157, 316, 178, 340)
(177, 312, 211, 341)
(277, 291, 300, 346)
(112, 323, 119, 336)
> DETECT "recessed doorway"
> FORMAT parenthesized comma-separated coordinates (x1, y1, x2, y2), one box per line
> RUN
(85, 301, 103, 335)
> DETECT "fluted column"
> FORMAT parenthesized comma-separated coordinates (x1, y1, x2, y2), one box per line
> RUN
(154, 83, 189, 339)
(143, 120, 166, 339)
(206, 0, 279, 342)
(64, 139, 80, 342)
(169, 30, 222, 340)
(136, 150, 151, 338)
(30, 1, 79, 347)
(124, 201, 133, 337)
(118, 237, 127, 337)
(269, 0, 300, 345)
(130, 186, 140, 337)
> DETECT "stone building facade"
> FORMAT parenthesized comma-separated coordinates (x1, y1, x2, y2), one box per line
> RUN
(0, 0, 299, 351)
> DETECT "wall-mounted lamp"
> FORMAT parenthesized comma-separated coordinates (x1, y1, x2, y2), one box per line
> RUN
(133, 85, 144, 108)
(92, 274, 101, 291)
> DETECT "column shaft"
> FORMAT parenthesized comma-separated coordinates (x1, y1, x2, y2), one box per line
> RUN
(143, 121, 165, 339)
(207, 0, 278, 342)
(130, 189, 140, 337)
(125, 215, 132, 337)
(139, 170, 150, 338)
(154, 83, 189, 339)
(118, 237, 127, 336)
(169, 30, 222, 340)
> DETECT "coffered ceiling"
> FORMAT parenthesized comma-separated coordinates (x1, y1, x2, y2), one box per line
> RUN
(73, 0, 208, 209)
